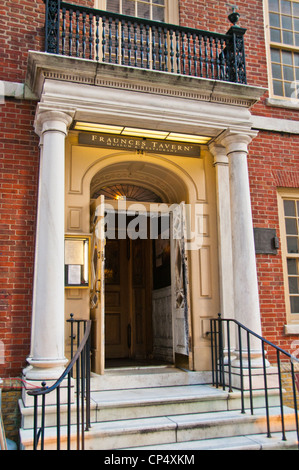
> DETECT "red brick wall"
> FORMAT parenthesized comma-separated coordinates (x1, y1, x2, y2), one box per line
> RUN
(248, 133, 299, 355)
(0, 100, 39, 378)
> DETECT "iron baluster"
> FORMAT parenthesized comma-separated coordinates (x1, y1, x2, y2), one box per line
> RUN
(246, 330, 254, 415)
(146, 24, 150, 69)
(69, 9, 73, 56)
(192, 33, 197, 76)
(152, 26, 156, 70)
(262, 342, 271, 437)
(95, 15, 100, 61)
(89, 13, 93, 59)
(170, 29, 174, 73)
(133, 22, 138, 67)
(61, 7, 66, 55)
(102, 16, 106, 62)
(187, 32, 191, 75)
(181, 31, 186, 74)
(277, 350, 287, 440)
(128, 21, 132, 66)
(75, 10, 80, 57)
(238, 325, 245, 413)
(175, 29, 180, 74)
(164, 27, 168, 72)
(82, 11, 86, 58)
(108, 16, 113, 63)
(140, 23, 144, 68)
(158, 26, 162, 71)
(198, 34, 203, 77)
(115, 18, 119, 64)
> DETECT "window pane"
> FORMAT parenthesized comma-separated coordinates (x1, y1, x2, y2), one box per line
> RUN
(287, 258, 298, 274)
(271, 48, 281, 62)
(270, 12, 281, 26)
(289, 277, 299, 293)
(271, 28, 282, 42)
(284, 199, 296, 216)
(138, 2, 150, 19)
(287, 236, 299, 253)
(282, 15, 293, 29)
(296, 33, 299, 45)
(295, 18, 299, 31)
(269, 0, 280, 11)
(153, 5, 165, 21)
(281, 0, 292, 15)
(286, 217, 298, 234)
(283, 64, 294, 79)
(272, 63, 282, 78)
(294, 2, 299, 16)
(273, 79, 284, 95)
(290, 296, 299, 313)
(107, 0, 120, 12)
(123, 0, 135, 16)
(283, 29, 294, 44)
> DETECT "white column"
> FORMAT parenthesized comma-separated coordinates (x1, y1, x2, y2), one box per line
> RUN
(220, 130, 263, 364)
(209, 143, 234, 321)
(24, 111, 73, 380)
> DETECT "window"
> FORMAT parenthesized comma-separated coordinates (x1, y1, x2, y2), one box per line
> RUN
(283, 198, 299, 314)
(266, 0, 299, 99)
(279, 191, 299, 326)
(95, 0, 178, 24)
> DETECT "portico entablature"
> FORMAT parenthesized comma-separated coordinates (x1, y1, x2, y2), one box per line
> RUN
(27, 51, 266, 140)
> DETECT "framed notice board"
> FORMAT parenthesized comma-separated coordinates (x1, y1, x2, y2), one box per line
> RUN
(65, 235, 90, 288)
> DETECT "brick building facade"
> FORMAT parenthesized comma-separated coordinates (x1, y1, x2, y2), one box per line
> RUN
(0, 0, 299, 444)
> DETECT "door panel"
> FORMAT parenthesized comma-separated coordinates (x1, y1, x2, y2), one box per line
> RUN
(90, 195, 105, 374)
(171, 203, 191, 357)
(105, 238, 130, 359)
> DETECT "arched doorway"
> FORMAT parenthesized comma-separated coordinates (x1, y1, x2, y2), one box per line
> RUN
(89, 159, 192, 374)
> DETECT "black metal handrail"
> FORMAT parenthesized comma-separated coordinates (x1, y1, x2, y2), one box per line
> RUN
(44, 0, 247, 83)
(210, 314, 299, 447)
(27, 316, 91, 451)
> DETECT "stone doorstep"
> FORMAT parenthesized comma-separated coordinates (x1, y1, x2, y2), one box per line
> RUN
(125, 431, 299, 451)
(90, 367, 212, 391)
(19, 406, 298, 451)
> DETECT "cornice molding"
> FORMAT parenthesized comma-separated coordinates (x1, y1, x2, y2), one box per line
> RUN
(26, 51, 266, 109)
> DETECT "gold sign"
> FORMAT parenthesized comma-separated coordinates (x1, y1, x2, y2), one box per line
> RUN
(78, 133, 201, 157)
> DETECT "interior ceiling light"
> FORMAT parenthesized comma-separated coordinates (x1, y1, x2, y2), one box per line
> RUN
(73, 122, 211, 143)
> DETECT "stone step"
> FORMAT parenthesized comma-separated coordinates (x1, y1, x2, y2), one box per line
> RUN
(20, 381, 282, 430)
(90, 366, 211, 391)
(125, 431, 299, 451)
(19, 406, 298, 450)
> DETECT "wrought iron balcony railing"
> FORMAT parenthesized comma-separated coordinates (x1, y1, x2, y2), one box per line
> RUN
(44, 0, 247, 84)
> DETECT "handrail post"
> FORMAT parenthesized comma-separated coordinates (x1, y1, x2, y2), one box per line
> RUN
(225, 25, 247, 84)
(44, 0, 61, 54)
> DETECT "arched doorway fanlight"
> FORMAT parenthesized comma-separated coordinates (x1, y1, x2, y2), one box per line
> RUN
(92, 184, 162, 203)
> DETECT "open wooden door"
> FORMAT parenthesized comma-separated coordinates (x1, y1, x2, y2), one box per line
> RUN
(171, 202, 192, 366)
(90, 195, 105, 375)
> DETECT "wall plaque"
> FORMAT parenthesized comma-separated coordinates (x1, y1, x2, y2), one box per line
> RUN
(78, 133, 201, 157)
(254, 228, 279, 255)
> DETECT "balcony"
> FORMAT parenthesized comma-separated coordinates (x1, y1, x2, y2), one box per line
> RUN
(44, 0, 247, 84)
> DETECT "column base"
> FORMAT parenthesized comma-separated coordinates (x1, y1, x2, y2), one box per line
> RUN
(223, 364, 280, 391)
(23, 357, 68, 381)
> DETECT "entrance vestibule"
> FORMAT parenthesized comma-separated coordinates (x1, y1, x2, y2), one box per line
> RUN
(90, 190, 188, 373)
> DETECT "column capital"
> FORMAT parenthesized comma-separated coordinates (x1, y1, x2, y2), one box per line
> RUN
(209, 142, 228, 166)
(216, 128, 258, 155)
(35, 110, 73, 137)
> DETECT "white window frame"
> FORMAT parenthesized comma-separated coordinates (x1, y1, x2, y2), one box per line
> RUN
(95, 0, 179, 24)
(278, 188, 299, 334)
(264, 0, 299, 104)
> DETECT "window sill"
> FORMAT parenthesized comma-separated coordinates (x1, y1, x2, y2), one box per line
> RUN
(284, 324, 299, 335)
(266, 97, 299, 110)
